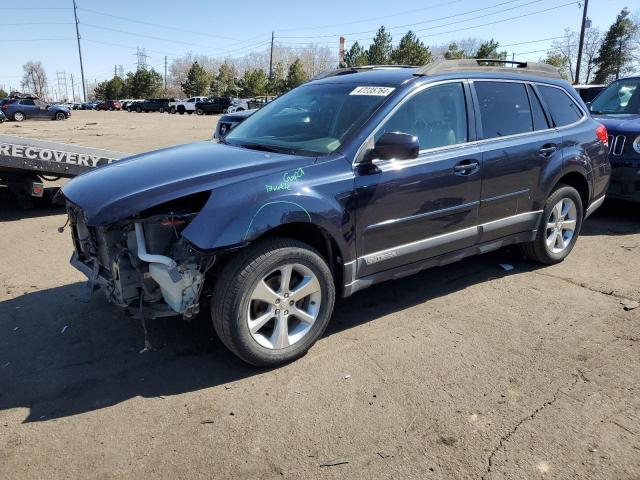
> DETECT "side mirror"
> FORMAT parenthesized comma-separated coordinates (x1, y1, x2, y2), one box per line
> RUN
(374, 132, 419, 161)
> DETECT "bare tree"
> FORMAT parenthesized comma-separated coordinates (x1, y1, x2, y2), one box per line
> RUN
(581, 28, 603, 84)
(21, 61, 48, 98)
(549, 29, 578, 82)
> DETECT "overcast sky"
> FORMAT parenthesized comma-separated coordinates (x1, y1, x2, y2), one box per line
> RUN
(1, 0, 635, 94)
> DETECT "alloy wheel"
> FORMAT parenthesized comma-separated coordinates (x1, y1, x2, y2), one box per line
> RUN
(545, 198, 577, 254)
(247, 263, 322, 350)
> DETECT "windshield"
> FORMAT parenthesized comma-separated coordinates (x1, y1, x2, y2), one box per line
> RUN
(224, 83, 394, 155)
(590, 79, 640, 115)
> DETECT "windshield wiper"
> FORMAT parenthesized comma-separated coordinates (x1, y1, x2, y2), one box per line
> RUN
(237, 142, 298, 155)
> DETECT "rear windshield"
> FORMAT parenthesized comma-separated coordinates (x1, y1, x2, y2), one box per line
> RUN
(224, 83, 394, 156)
(590, 79, 640, 115)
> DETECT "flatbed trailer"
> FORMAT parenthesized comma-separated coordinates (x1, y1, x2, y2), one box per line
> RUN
(0, 134, 127, 207)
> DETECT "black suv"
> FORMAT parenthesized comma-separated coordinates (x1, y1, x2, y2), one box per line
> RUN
(195, 96, 232, 115)
(61, 60, 610, 366)
(136, 98, 175, 113)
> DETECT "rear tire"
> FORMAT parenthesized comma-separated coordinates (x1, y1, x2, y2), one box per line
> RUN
(520, 184, 583, 264)
(196, 108, 204, 115)
(169, 107, 176, 114)
(136, 106, 142, 113)
(13, 111, 25, 122)
(158, 107, 165, 113)
(211, 238, 335, 366)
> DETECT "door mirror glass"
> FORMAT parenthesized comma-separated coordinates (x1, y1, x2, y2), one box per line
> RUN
(374, 132, 419, 161)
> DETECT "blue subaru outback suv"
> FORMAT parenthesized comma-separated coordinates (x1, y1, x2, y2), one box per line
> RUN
(62, 60, 610, 366)
(588, 76, 640, 202)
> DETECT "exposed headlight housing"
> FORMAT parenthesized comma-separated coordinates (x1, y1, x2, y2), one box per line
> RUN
(633, 136, 640, 154)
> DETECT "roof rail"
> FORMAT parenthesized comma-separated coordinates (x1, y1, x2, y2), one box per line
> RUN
(416, 59, 562, 79)
(311, 65, 416, 81)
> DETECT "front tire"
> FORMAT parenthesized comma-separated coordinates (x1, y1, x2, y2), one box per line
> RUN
(196, 108, 204, 115)
(169, 107, 176, 114)
(158, 107, 165, 113)
(13, 111, 25, 122)
(520, 184, 583, 264)
(211, 238, 335, 366)
(55, 112, 66, 121)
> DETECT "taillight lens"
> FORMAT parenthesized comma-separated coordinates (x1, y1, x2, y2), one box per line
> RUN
(596, 124, 608, 145)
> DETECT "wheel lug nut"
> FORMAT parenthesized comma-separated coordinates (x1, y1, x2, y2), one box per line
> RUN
(284, 293, 289, 298)
(275, 299, 280, 304)
(284, 310, 289, 315)
(275, 309, 280, 315)
(289, 300, 294, 305)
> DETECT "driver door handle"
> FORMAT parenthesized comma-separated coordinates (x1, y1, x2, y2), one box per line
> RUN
(538, 144, 558, 157)
(453, 159, 480, 176)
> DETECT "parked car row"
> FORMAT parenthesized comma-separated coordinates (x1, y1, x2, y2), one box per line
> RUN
(79, 96, 273, 115)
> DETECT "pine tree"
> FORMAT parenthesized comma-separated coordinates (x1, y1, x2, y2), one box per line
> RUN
(286, 58, 308, 90)
(444, 43, 467, 60)
(239, 69, 267, 97)
(475, 39, 506, 60)
(593, 8, 636, 83)
(390, 31, 432, 66)
(343, 42, 369, 67)
(267, 62, 286, 95)
(181, 61, 210, 96)
(211, 61, 237, 96)
(367, 26, 393, 65)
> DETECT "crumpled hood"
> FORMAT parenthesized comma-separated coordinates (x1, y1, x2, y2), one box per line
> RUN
(592, 113, 640, 135)
(62, 141, 311, 225)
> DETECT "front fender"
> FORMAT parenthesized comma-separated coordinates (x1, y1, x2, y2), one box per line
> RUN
(181, 157, 355, 260)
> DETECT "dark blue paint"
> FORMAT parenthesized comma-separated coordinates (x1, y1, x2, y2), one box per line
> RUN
(62, 66, 611, 297)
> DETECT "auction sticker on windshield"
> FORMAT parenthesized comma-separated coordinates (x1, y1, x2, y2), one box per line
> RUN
(350, 86, 395, 96)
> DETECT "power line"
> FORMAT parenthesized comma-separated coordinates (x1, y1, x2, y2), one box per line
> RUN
(2, 38, 75, 42)
(77, 7, 245, 43)
(273, 0, 466, 33)
(0, 22, 74, 25)
(277, 0, 547, 39)
(0, 7, 71, 9)
(413, 1, 579, 38)
(81, 23, 271, 53)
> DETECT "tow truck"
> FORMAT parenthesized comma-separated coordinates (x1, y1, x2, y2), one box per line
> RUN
(0, 134, 126, 208)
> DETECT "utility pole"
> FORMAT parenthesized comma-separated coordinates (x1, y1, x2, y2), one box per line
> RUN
(71, 73, 76, 102)
(269, 31, 275, 78)
(72, 0, 87, 102)
(164, 55, 167, 95)
(575, 0, 589, 85)
(114, 65, 118, 78)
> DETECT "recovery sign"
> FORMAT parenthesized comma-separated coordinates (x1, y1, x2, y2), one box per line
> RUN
(0, 134, 127, 178)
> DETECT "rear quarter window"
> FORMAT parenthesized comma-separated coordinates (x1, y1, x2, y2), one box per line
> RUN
(537, 85, 584, 127)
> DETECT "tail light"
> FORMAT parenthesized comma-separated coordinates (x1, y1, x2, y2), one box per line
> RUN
(596, 124, 608, 146)
(1, 104, 8, 110)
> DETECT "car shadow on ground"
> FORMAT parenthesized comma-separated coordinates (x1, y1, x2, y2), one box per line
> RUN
(581, 199, 640, 236)
(0, 187, 64, 221)
(0, 203, 634, 423)
(1, 247, 535, 423)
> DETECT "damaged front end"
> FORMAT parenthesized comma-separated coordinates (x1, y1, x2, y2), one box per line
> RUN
(66, 194, 215, 320)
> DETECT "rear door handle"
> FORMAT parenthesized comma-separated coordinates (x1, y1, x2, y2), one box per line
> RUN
(454, 160, 480, 176)
(539, 144, 558, 157)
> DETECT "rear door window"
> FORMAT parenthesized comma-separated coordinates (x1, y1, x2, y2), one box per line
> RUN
(537, 85, 583, 127)
(20, 99, 35, 106)
(474, 81, 533, 139)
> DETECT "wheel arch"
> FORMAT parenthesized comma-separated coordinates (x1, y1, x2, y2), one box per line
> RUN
(254, 222, 345, 290)
(553, 170, 591, 215)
